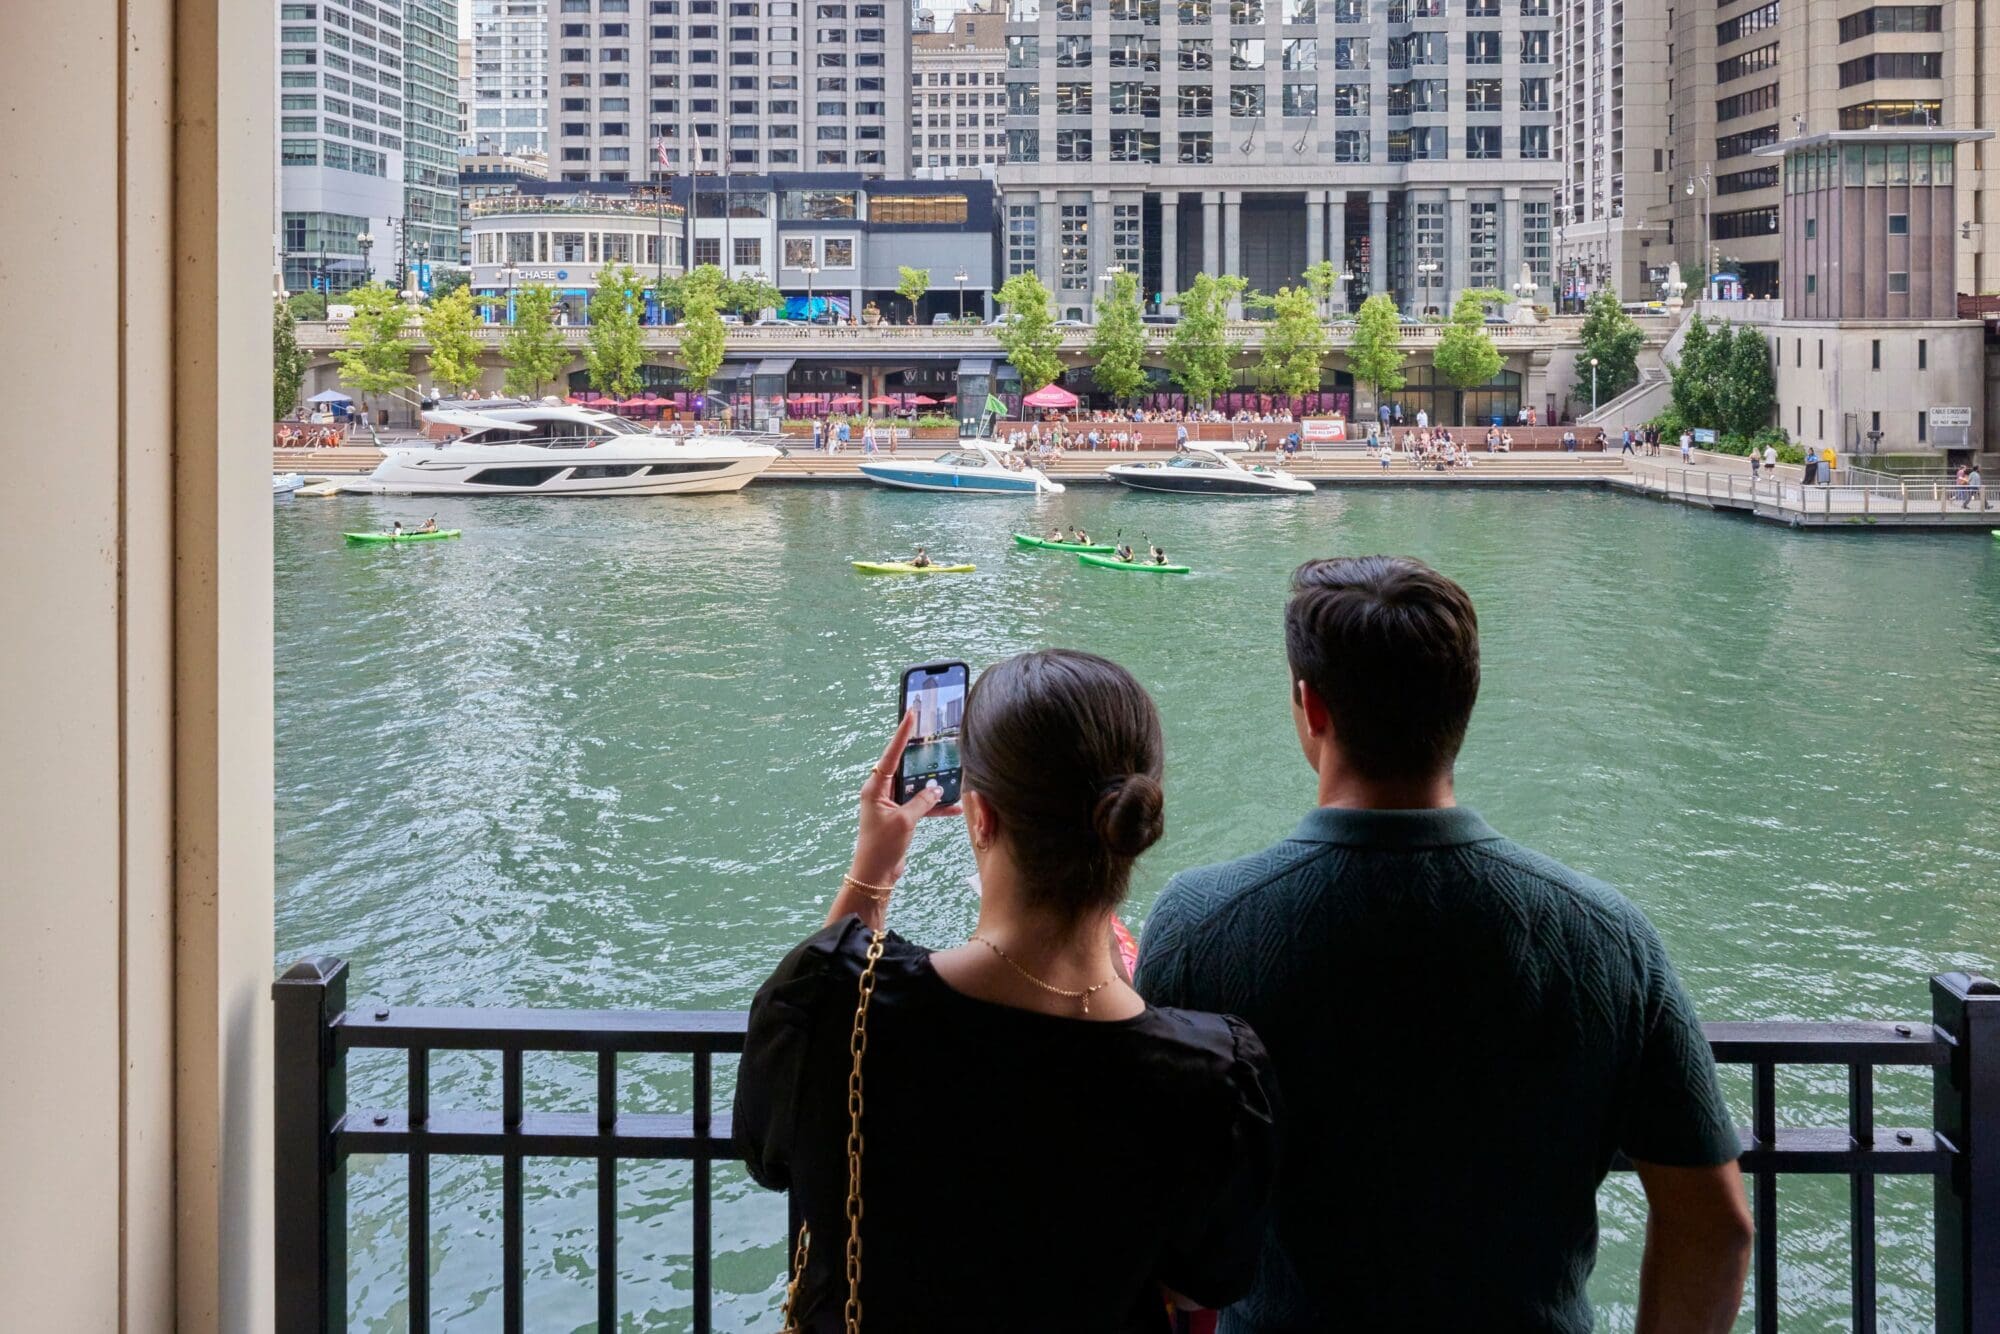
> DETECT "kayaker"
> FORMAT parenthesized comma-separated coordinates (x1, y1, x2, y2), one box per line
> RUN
(1048, 526, 1065, 543)
(910, 546, 933, 569)
(1115, 540, 1135, 563)
(390, 521, 404, 538)
(1073, 527, 1091, 545)
(419, 517, 438, 534)
(1149, 544, 1168, 566)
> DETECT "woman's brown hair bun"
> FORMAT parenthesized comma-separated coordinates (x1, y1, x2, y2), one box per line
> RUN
(1093, 774, 1165, 858)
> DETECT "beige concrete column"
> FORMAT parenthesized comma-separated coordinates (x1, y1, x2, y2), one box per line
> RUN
(0, 0, 274, 1329)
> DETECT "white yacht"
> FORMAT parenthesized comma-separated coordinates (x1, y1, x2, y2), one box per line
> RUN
(857, 440, 1065, 495)
(1104, 444, 1316, 496)
(344, 402, 781, 496)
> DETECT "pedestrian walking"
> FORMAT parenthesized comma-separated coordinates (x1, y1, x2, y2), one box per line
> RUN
(1620, 428, 1634, 455)
(1748, 451, 1760, 481)
(1970, 465, 1985, 509)
(1416, 407, 1430, 430)
(1679, 430, 1694, 464)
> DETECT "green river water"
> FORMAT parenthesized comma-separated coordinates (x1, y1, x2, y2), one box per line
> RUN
(276, 485, 2000, 1332)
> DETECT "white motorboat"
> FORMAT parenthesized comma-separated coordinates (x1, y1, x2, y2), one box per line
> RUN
(344, 402, 781, 496)
(857, 440, 1065, 495)
(1104, 445, 1316, 496)
(273, 472, 305, 496)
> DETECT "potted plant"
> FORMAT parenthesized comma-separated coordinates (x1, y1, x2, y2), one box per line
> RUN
(862, 302, 883, 326)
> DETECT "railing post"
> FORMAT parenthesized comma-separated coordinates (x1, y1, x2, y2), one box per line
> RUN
(274, 956, 349, 1334)
(1933, 971, 2000, 1334)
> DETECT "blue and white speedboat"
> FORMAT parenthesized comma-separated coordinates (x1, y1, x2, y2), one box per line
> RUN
(857, 441, 1065, 495)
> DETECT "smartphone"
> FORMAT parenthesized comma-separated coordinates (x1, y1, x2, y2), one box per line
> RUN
(897, 661, 969, 804)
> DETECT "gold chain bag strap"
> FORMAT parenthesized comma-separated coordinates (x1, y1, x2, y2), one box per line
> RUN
(781, 927, 887, 1334)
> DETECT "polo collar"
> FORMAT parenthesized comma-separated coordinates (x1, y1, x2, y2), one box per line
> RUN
(1288, 805, 1500, 850)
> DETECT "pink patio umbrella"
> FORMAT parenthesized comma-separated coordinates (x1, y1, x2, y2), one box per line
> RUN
(828, 394, 863, 407)
(909, 394, 938, 405)
(939, 395, 958, 404)
(868, 395, 902, 407)
(1022, 383, 1079, 409)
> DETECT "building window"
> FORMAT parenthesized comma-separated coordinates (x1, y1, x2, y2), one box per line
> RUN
(1888, 271, 1910, 294)
(1522, 199, 1551, 288)
(1113, 203, 1141, 271)
(1179, 129, 1213, 163)
(1468, 202, 1497, 287)
(1872, 340, 1882, 369)
(1919, 338, 1928, 369)
(1006, 201, 1038, 276)
(1059, 203, 1090, 291)
(694, 236, 721, 265)
(1889, 213, 1909, 236)
(1333, 128, 1368, 162)
(1917, 410, 1928, 442)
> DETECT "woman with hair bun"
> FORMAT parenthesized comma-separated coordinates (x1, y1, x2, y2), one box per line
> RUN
(736, 649, 1277, 1334)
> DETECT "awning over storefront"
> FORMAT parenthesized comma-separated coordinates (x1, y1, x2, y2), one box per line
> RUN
(753, 358, 796, 377)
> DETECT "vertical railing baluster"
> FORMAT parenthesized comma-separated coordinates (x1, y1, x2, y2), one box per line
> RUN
(1753, 1060, 1778, 1334)
(1848, 1063, 1875, 1333)
(693, 1048, 714, 1334)
(273, 957, 350, 1334)
(409, 1047, 431, 1334)
(598, 1051, 619, 1334)
(1933, 972, 2000, 1334)
(504, 1048, 525, 1334)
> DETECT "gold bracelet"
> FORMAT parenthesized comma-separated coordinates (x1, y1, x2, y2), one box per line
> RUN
(841, 873, 895, 903)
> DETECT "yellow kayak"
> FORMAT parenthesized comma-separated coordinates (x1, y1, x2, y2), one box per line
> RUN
(852, 560, 975, 575)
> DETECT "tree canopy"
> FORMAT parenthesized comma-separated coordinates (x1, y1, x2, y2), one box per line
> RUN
(1302, 260, 1342, 318)
(677, 287, 728, 391)
(1259, 285, 1331, 403)
(420, 286, 485, 396)
(896, 267, 930, 321)
(994, 272, 1064, 392)
(1666, 314, 1777, 442)
(1086, 270, 1147, 403)
(286, 289, 328, 321)
(1346, 293, 1407, 409)
(653, 265, 776, 320)
(1165, 272, 1247, 407)
(1430, 288, 1507, 423)
(332, 283, 417, 407)
(427, 268, 471, 300)
(1577, 289, 1645, 402)
(499, 283, 568, 398)
(584, 263, 648, 398)
(273, 298, 306, 421)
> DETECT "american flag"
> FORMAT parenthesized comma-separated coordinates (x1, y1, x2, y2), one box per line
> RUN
(656, 137, 671, 171)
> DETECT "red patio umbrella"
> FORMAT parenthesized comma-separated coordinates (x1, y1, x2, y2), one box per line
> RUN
(868, 395, 902, 407)
(939, 395, 958, 404)
(910, 394, 938, 405)
(829, 394, 863, 406)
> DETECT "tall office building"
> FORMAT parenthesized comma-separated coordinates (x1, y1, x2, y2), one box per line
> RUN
(1552, 0, 1670, 304)
(911, 2, 1008, 174)
(998, 0, 1562, 320)
(278, 0, 411, 293)
(470, 0, 552, 154)
(1666, 0, 1949, 298)
(547, 0, 912, 183)
(403, 0, 464, 285)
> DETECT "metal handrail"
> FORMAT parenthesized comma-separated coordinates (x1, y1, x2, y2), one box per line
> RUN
(1623, 460, 1995, 517)
(273, 960, 2000, 1334)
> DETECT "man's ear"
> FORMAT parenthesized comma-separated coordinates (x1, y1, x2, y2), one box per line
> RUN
(1295, 678, 1333, 738)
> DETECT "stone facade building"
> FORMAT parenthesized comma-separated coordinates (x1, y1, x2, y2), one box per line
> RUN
(1553, 0, 1671, 305)
(997, 0, 1562, 319)
(910, 2, 1008, 174)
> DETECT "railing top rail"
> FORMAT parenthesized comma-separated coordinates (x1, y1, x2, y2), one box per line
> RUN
(334, 1005, 748, 1053)
(1705, 1020, 1946, 1066)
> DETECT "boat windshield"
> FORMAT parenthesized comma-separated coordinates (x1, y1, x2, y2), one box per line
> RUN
(462, 416, 637, 448)
(1167, 455, 1225, 470)
(939, 451, 997, 469)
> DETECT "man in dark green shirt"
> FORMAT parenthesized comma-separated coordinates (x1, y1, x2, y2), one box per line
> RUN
(1137, 556, 1751, 1333)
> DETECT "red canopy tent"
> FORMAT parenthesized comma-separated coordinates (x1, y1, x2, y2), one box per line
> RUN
(1023, 383, 1079, 409)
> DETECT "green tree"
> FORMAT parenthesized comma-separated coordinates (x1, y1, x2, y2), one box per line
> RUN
(273, 299, 306, 421)
(420, 286, 486, 397)
(1164, 272, 1247, 407)
(427, 268, 471, 300)
(726, 272, 782, 319)
(1346, 292, 1407, 413)
(332, 283, 417, 409)
(1667, 313, 1721, 429)
(677, 288, 728, 394)
(1258, 285, 1331, 406)
(1577, 289, 1645, 401)
(585, 263, 647, 398)
(1716, 325, 1777, 440)
(1430, 288, 1507, 425)
(1302, 260, 1342, 320)
(994, 271, 1064, 392)
(896, 266, 931, 323)
(1086, 269, 1148, 403)
(287, 289, 328, 321)
(499, 283, 569, 398)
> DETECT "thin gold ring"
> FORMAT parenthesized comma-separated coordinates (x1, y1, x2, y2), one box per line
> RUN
(872, 766, 894, 778)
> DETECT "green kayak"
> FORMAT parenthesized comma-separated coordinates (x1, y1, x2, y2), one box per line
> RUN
(1014, 533, 1118, 554)
(852, 561, 976, 575)
(344, 529, 462, 544)
(1078, 553, 1190, 575)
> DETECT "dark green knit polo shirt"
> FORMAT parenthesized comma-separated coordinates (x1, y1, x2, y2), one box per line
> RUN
(1135, 806, 1739, 1334)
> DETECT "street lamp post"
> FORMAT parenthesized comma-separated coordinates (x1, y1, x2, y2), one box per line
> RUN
(357, 230, 375, 289)
(1415, 260, 1440, 315)
(802, 260, 819, 322)
(415, 243, 430, 294)
(1589, 357, 1599, 415)
(1096, 264, 1125, 323)
(1686, 168, 1714, 298)
(954, 267, 968, 322)
(502, 260, 518, 324)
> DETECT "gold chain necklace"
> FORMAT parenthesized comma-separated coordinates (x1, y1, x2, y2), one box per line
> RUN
(966, 934, 1115, 1015)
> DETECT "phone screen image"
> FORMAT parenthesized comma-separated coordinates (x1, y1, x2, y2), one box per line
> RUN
(898, 661, 969, 804)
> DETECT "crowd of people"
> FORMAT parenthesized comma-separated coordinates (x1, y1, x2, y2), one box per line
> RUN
(737, 558, 1754, 1333)
(273, 422, 348, 448)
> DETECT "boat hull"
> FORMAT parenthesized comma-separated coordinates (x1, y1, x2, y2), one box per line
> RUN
(857, 464, 1060, 494)
(1104, 468, 1315, 496)
(1078, 553, 1191, 574)
(1013, 533, 1117, 553)
(348, 444, 779, 496)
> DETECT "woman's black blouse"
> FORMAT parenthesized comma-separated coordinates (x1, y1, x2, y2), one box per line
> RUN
(734, 916, 1278, 1334)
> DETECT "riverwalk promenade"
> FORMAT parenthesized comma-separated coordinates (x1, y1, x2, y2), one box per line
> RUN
(273, 442, 1999, 528)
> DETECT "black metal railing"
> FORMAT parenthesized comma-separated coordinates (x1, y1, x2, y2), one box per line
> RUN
(274, 960, 2000, 1332)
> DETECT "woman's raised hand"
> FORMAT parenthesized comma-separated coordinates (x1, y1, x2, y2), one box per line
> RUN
(848, 706, 963, 889)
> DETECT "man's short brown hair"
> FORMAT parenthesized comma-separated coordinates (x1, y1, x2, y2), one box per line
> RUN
(1285, 556, 1481, 783)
